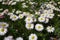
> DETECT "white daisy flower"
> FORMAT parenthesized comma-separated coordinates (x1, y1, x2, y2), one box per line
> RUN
(40, 13, 47, 17)
(38, 17, 45, 22)
(25, 23, 34, 30)
(46, 26, 55, 33)
(4, 36, 14, 40)
(18, 14, 24, 19)
(48, 9, 53, 14)
(16, 37, 23, 40)
(43, 10, 49, 14)
(47, 13, 54, 19)
(35, 24, 44, 31)
(0, 22, 9, 28)
(46, 4, 55, 9)
(0, 28, 7, 35)
(10, 14, 18, 21)
(43, 9, 53, 14)
(25, 17, 33, 23)
(29, 33, 38, 40)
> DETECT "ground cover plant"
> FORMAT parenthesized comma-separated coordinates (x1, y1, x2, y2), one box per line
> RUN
(0, 0, 60, 40)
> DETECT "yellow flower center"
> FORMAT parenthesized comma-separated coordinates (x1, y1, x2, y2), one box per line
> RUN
(28, 18, 30, 21)
(28, 24, 31, 28)
(1, 28, 4, 32)
(40, 18, 43, 20)
(38, 26, 41, 29)
(1, 24, 6, 27)
(32, 36, 35, 39)
(13, 16, 16, 18)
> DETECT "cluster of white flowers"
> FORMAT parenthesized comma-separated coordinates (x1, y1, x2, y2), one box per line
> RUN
(0, 22, 9, 35)
(3, 1, 59, 32)
(0, 0, 60, 40)
(4, 36, 23, 40)
(4, 36, 14, 40)
(0, 0, 24, 5)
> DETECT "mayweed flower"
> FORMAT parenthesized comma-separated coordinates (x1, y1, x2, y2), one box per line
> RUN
(10, 14, 18, 21)
(0, 22, 9, 28)
(0, 28, 7, 35)
(47, 13, 54, 19)
(35, 24, 44, 31)
(16, 37, 23, 40)
(40, 13, 47, 18)
(46, 26, 55, 33)
(46, 4, 55, 9)
(29, 33, 38, 40)
(48, 9, 53, 14)
(43, 10, 49, 14)
(25, 23, 34, 30)
(4, 36, 14, 40)
(25, 17, 33, 23)
(18, 14, 24, 19)
(38, 17, 45, 22)
(43, 9, 53, 14)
